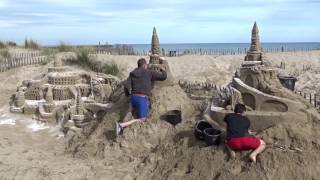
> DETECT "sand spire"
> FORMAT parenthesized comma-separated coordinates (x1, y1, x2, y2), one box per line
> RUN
(45, 87, 54, 104)
(151, 27, 161, 55)
(54, 57, 63, 67)
(249, 21, 261, 52)
(15, 88, 25, 107)
(76, 88, 83, 115)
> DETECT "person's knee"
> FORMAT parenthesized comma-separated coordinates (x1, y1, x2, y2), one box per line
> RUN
(260, 139, 266, 146)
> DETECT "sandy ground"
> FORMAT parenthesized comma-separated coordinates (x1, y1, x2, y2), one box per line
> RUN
(0, 64, 128, 180)
(0, 50, 320, 180)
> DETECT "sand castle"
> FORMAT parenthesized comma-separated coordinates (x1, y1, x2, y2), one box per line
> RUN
(148, 27, 175, 86)
(9, 57, 120, 130)
(205, 22, 308, 131)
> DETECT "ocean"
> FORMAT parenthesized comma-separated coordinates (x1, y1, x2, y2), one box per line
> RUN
(130, 42, 320, 53)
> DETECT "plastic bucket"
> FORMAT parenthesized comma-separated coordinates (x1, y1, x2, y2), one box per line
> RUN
(194, 120, 213, 140)
(162, 110, 181, 126)
(204, 128, 222, 146)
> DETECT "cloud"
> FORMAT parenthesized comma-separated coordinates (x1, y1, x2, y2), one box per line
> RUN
(0, 0, 319, 44)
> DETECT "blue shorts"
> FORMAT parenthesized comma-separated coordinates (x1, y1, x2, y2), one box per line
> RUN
(131, 95, 149, 119)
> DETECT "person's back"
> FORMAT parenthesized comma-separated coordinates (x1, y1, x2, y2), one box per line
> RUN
(224, 113, 250, 139)
(129, 66, 166, 96)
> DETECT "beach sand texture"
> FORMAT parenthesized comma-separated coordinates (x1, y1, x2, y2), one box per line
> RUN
(0, 50, 320, 179)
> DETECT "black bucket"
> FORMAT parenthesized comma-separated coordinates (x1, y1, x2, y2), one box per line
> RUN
(161, 110, 182, 126)
(194, 120, 213, 140)
(204, 128, 222, 146)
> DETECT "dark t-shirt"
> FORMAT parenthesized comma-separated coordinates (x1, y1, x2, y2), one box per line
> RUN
(224, 113, 250, 139)
(124, 67, 167, 96)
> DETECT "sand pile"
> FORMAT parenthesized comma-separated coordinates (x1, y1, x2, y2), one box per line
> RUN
(67, 81, 195, 158)
(65, 82, 198, 179)
(65, 51, 320, 179)
(1, 50, 320, 179)
(66, 83, 320, 179)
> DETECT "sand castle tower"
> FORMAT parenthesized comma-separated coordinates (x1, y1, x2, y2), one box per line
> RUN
(54, 57, 63, 67)
(49, 56, 67, 72)
(239, 22, 293, 97)
(244, 22, 267, 63)
(14, 88, 25, 107)
(75, 89, 84, 115)
(149, 27, 161, 64)
(44, 87, 54, 113)
(250, 22, 261, 52)
(73, 88, 85, 127)
(147, 27, 175, 86)
(151, 27, 161, 55)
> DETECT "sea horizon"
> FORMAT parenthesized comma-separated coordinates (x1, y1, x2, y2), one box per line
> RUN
(129, 42, 320, 53)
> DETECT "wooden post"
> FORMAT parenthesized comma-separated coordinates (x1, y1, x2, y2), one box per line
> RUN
(310, 94, 312, 104)
(314, 94, 317, 107)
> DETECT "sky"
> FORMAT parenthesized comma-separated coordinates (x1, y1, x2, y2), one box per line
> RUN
(0, 0, 319, 45)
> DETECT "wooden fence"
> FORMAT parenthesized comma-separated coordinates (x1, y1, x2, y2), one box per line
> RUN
(95, 46, 320, 56)
(295, 91, 319, 108)
(0, 55, 47, 72)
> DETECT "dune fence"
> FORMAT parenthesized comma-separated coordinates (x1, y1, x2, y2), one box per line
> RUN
(94, 46, 320, 57)
(295, 91, 319, 108)
(0, 52, 47, 72)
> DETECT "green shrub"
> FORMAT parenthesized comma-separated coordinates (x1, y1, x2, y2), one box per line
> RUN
(65, 49, 123, 77)
(42, 47, 59, 56)
(58, 42, 73, 52)
(6, 41, 17, 47)
(102, 62, 121, 77)
(65, 48, 93, 67)
(0, 41, 6, 49)
(25, 38, 39, 49)
(0, 49, 10, 58)
(102, 63, 120, 76)
(76, 49, 92, 66)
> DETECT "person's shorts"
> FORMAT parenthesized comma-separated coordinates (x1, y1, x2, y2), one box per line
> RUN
(131, 95, 149, 119)
(227, 136, 261, 151)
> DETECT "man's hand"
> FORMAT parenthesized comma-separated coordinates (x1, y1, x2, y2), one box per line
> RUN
(159, 64, 166, 71)
(248, 129, 256, 135)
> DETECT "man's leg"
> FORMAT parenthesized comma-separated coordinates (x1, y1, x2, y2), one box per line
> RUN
(120, 117, 146, 128)
(117, 96, 148, 135)
(225, 142, 236, 159)
(249, 139, 266, 163)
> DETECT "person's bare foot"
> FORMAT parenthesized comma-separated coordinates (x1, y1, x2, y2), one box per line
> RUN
(229, 150, 236, 159)
(249, 154, 256, 163)
(225, 144, 236, 159)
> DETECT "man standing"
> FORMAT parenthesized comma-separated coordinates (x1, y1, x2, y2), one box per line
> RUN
(116, 58, 167, 135)
(224, 103, 266, 163)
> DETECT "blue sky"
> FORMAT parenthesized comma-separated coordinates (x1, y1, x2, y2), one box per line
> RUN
(0, 0, 319, 45)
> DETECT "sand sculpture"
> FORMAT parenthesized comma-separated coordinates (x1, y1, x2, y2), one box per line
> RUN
(9, 56, 120, 131)
(206, 22, 309, 131)
(148, 27, 175, 86)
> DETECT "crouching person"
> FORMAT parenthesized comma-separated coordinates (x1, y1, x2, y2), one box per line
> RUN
(224, 103, 266, 163)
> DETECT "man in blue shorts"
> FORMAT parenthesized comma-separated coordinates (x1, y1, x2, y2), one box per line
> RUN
(116, 58, 167, 136)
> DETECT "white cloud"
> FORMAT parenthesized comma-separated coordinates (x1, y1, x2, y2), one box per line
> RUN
(0, 0, 318, 43)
